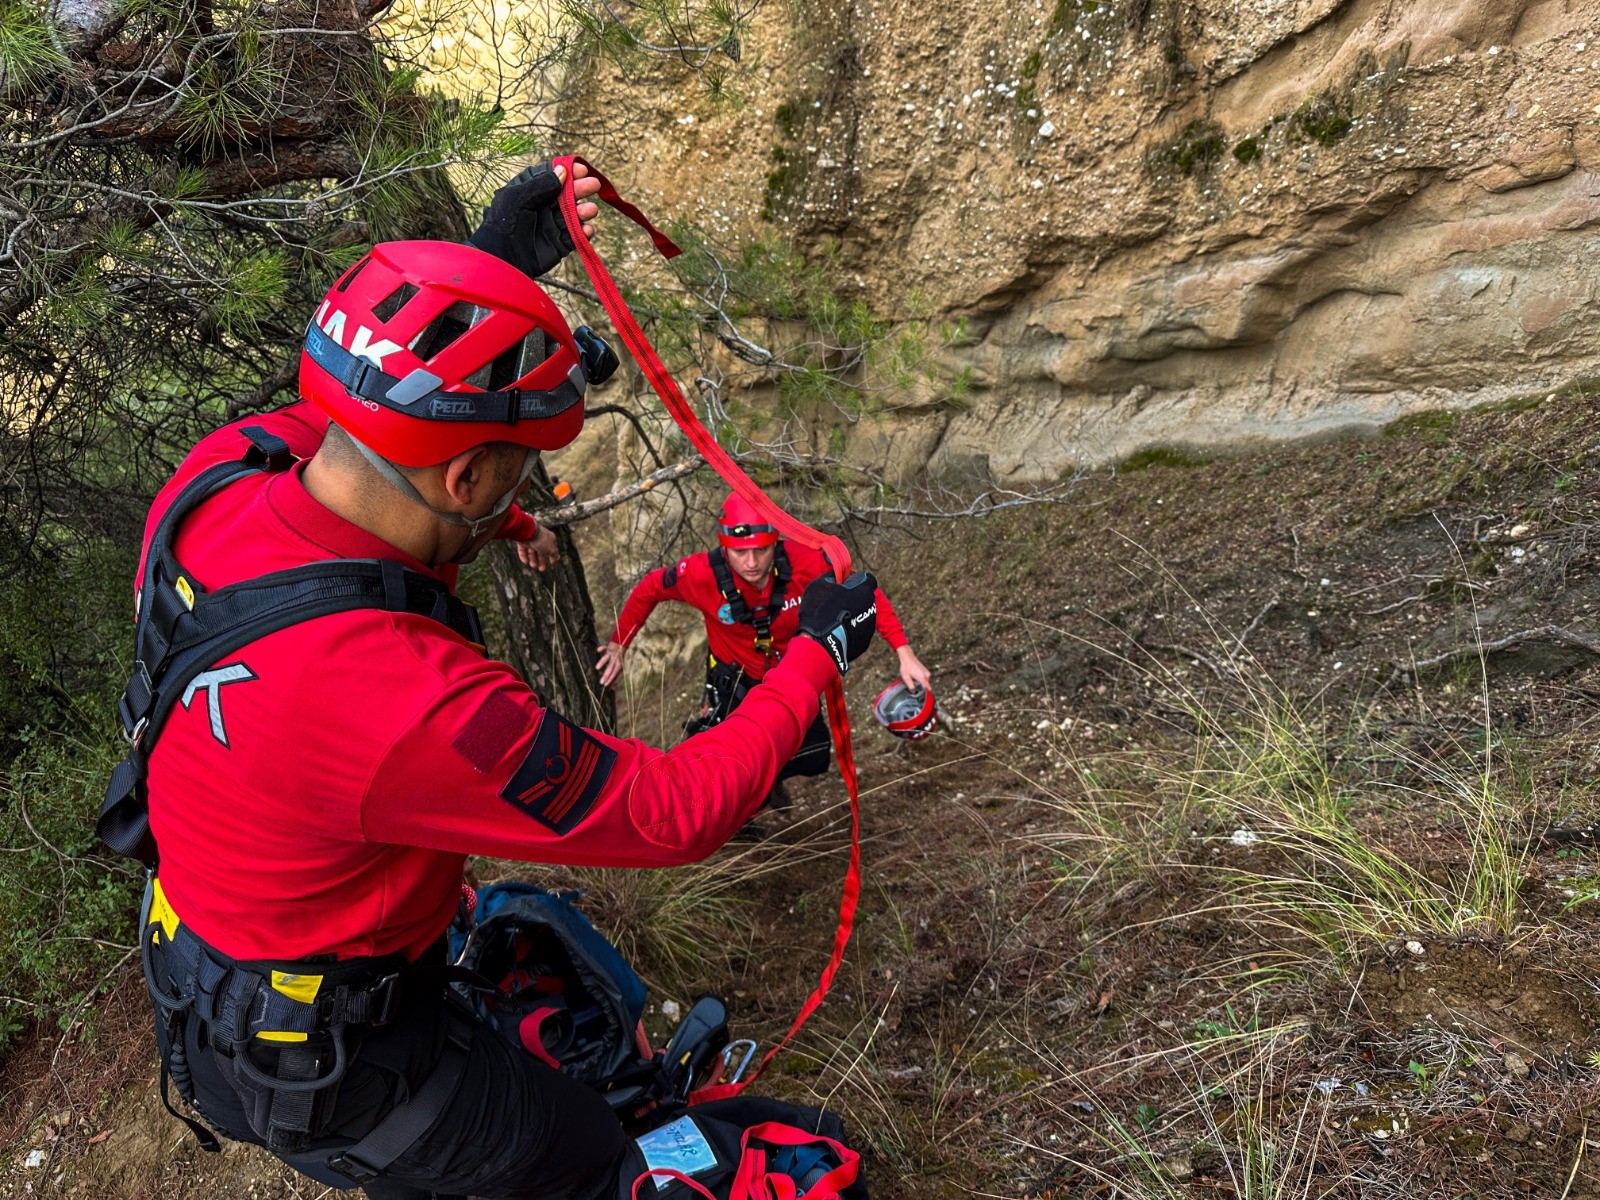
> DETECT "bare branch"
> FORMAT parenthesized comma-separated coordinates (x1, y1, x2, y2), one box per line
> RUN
(0, 145, 360, 324)
(1395, 625, 1600, 676)
(532, 457, 704, 527)
(226, 353, 300, 419)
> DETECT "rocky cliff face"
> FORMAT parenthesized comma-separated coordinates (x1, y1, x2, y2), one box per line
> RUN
(569, 0, 1600, 482)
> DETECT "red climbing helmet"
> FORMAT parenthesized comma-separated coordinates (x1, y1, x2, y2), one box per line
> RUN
(299, 241, 608, 467)
(873, 683, 939, 741)
(717, 492, 780, 549)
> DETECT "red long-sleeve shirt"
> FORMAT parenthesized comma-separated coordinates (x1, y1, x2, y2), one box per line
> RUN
(140, 402, 837, 963)
(610, 545, 908, 681)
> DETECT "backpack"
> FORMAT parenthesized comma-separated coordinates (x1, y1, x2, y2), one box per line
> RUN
(450, 883, 746, 1123)
(452, 885, 869, 1197)
(451, 884, 648, 1086)
(623, 1098, 868, 1200)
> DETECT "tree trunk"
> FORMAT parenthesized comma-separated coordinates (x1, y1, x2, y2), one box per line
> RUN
(488, 458, 617, 733)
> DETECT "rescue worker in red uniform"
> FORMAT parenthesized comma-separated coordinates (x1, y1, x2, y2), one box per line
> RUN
(597, 496, 930, 796)
(107, 163, 882, 1200)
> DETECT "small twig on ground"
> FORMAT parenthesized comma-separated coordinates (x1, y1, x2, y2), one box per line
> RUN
(1397, 625, 1600, 676)
(1362, 576, 1490, 617)
(1140, 641, 1228, 680)
(1232, 595, 1279, 658)
(1364, 591, 1431, 617)
(1559, 1122, 1587, 1200)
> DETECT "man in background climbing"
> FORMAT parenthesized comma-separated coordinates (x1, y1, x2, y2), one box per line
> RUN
(597, 492, 930, 800)
(104, 161, 882, 1200)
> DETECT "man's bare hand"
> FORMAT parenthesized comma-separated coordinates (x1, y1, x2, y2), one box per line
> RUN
(897, 646, 932, 693)
(516, 525, 560, 571)
(596, 642, 626, 688)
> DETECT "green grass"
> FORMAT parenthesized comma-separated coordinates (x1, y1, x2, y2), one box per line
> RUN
(0, 732, 140, 1051)
(1019, 625, 1532, 984)
(1040, 1022, 1331, 1200)
(0, 542, 145, 1053)
(1187, 699, 1531, 968)
(1120, 446, 1211, 472)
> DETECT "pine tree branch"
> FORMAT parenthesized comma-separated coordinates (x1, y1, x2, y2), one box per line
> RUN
(0, 144, 359, 324)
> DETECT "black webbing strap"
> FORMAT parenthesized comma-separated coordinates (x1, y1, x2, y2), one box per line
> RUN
(158, 1033, 222, 1153)
(324, 1011, 475, 1185)
(266, 1046, 325, 1153)
(100, 430, 486, 866)
(707, 544, 791, 658)
(142, 876, 223, 1153)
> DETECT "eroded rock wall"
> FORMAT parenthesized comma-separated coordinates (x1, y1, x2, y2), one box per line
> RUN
(569, 0, 1600, 479)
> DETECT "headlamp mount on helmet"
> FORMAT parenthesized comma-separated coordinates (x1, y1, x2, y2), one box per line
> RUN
(715, 494, 781, 550)
(572, 325, 618, 386)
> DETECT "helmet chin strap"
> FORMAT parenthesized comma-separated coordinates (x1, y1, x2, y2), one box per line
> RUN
(348, 435, 537, 549)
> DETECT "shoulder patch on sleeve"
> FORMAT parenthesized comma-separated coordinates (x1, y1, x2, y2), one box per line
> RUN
(499, 712, 617, 835)
(451, 690, 527, 774)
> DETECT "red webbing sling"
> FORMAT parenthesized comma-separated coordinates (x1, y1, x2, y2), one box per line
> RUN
(552, 156, 861, 1100)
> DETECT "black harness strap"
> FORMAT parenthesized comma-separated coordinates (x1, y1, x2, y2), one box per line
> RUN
(324, 1010, 474, 1185)
(100, 427, 484, 867)
(708, 544, 792, 662)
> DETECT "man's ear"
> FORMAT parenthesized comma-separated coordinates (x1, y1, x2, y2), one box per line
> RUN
(441, 445, 495, 509)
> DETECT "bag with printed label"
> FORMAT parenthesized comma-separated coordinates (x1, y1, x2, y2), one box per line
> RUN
(621, 1097, 867, 1200)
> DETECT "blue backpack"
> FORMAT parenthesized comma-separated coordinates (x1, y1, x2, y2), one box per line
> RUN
(450, 883, 649, 1088)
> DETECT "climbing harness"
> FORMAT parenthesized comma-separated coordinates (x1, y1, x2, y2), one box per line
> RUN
(98, 428, 493, 1179)
(683, 654, 752, 739)
(553, 156, 864, 1101)
(708, 544, 792, 664)
(142, 874, 479, 1181)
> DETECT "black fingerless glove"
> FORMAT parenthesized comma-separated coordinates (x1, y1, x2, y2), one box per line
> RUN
(797, 571, 879, 676)
(466, 163, 575, 279)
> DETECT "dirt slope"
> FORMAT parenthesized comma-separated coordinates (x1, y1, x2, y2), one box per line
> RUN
(7, 394, 1600, 1197)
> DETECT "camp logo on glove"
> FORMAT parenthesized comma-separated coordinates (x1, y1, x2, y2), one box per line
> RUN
(796, 571, 879, 676)
(818, 600, 876, 674)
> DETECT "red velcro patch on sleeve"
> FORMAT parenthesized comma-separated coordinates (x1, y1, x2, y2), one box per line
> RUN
(451, 690, 527, 774)
(500, 712, 616, 835)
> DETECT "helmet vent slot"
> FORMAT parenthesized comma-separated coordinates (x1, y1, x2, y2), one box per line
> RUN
(410, 300, 490, 363)
(482, 329, 552, 392)
(333, 256, 370, 292)
(371, 282, 420, 323)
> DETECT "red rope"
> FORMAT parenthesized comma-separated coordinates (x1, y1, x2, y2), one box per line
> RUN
(553, 156, 862, 1099)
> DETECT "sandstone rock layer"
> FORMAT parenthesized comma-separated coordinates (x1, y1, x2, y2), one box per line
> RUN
(573, 0, 1600, 478)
